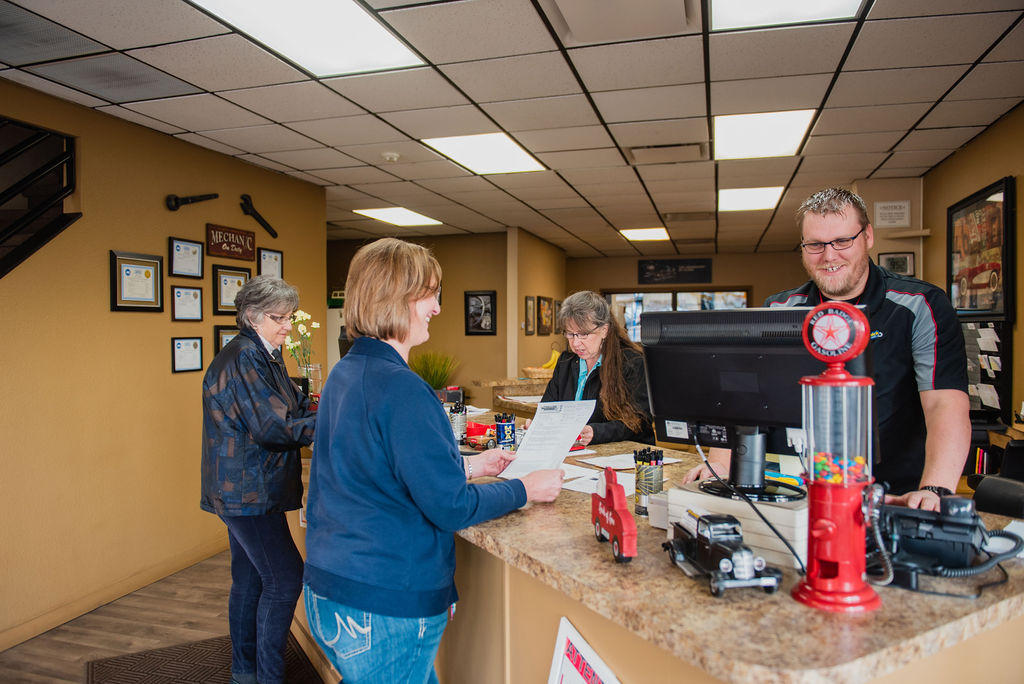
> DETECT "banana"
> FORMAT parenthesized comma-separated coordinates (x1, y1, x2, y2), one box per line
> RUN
(541, 349, 560, 369)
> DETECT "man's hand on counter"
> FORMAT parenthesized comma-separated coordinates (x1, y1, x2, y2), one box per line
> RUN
(468, 449, 517, 479)
(520, 469, 564, 502)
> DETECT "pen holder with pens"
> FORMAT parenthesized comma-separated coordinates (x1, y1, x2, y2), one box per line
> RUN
(635, 448, 664, 516)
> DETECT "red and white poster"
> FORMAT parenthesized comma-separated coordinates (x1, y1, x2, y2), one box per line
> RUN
(547, 617, 620, 684)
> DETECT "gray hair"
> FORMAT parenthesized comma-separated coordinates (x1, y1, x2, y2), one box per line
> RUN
(558, 290, 610, 332)
(235, 275, 299, 330)
(795, 187, 870, 232)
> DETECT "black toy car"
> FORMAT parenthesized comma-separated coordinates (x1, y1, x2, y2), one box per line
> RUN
(662, 510, 782, 597)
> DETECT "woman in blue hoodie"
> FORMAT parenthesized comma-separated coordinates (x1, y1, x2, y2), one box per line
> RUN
(304, 238, 563, 683)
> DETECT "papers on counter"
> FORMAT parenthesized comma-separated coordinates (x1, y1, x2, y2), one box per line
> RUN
(465, 405, 490, 415)
(563, 471, 636, 497)
(498, 400, 595, 479)
(578, 452, 681, 470)
(559, 463, 596, 480)
(498, 394, 543, 404)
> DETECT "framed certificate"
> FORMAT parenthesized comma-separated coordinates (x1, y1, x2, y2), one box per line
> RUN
(214, 325, 241, 353)
(171, 337, 203, 373)
(258, 247, 283, 278)
(110, 250, 163, 312)
(213, 264, 250, 316)
(168, 237, 203, 279)
(171, 285, 203, 321)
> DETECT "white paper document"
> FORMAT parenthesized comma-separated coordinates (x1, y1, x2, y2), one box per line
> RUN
(559, 463, 597, 480)
(579, 452, 681, 470)
(499, 400, 595, 479)
(562, 471, 636, 497)
(978, 383, 1001, 409)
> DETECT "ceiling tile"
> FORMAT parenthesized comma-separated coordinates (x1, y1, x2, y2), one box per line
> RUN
(323, 67, 468, 112)
(95, 104, 184, 133)
(709, 23, 854, 80)
(0, 1, 106, 65)
(871, 165, 931, 178)
(418, 176, 494, 193)
(482, 94, 599, 131)
(173, 132, 244, 155)
(11, 0, 228, 49)
(380, 0, 556, 63)
(288, 115, 407, 146)
(895, 126, 985, 150)
(845, 13, 1016, 71)
(485, 170, 565, 189)
(985, 20, 1024, 62)
(376, 159, 472, 180)
(336, 140, 442, 165)
(882, 149, 954, 167)
(238, 154, 294, 173)
(946, 60, 1024, 100)
(314, 166, 403, 185)
(719, 210, 772, 227)
(868, 0, 1024, 19)
(288, 170, 332, 186)
(790, 169, 863, 187)
(568, 36, 703, 91)
(812, 103, 931, 134)
(718, 157, 800, 185)
(919, 97, 1022, 127)
(827, 65, 968, 107)
(711, 73, 831, 115)
(561, 167, 639, 186)
(592, 84, 706, 123)
(440, 52, 580, 103)
(652, 192, 716, 212)
(350, 181, 444, 202)
(262, 148, 363, 170)
(514, 125, 614, 153)
(646, 177, 715, 194)
(326, 186, 377, 201)
(25, 53, 200, 102)
(608, 118, 708, 148)
(800, 152, 887, 171)
(124, 93, 268, 130)
(199, 123, 321, 153)
(218, 81, 363, 122)
(1, 68, 108, 106)
(527, 196, 590, 209)
(127, 35, 305, 91)
(803, 131, 903, 154)
(379, 105, 498, 138)
(637, 161, 715, 182)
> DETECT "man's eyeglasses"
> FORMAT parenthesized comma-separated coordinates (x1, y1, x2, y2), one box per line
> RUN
(565, 327, 600, 341)
(800, 226, 866, 254)
(265, 313, 293, 325)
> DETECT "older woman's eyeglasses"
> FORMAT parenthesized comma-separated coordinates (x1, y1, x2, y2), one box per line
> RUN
(565, 327, 600, 341)
(265, 313, 293, 325)
(800, 226, 866, 254)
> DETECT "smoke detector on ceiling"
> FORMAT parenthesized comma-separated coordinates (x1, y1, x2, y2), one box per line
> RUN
(381, 151, 400, 163)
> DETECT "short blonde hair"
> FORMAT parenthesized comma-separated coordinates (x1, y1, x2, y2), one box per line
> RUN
(345, 238, 441, 342)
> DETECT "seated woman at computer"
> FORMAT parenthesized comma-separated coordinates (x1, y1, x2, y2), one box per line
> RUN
(538, 290, 654, 445)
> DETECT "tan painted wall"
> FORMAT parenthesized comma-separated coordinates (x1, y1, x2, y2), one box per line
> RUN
(517, 229, 566, 372)
(566, 252, 807, 305)
(0, 80, 326, 649)
(922, 103, 1024, 412)
(325, 233, 508, 397)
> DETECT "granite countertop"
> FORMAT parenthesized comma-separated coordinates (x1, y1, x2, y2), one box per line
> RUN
(458, 441, 1024, 684)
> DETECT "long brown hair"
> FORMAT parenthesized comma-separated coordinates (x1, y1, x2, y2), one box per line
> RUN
(558, 291, 647, 433)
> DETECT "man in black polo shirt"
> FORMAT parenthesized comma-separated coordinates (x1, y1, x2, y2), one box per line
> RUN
(684, 187, 970, 511)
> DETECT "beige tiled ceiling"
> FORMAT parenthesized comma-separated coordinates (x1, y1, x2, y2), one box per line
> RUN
(5, 0, 1021, 256)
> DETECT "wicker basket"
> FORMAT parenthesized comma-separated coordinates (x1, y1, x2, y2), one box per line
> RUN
(521, 366, 554, 379)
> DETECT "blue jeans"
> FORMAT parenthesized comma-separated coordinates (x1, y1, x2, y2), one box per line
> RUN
(221, 513, 303, 684)
(304, 585, 447, 684)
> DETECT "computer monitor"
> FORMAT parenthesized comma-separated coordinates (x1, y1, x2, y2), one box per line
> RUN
(640, 307, 875, 501)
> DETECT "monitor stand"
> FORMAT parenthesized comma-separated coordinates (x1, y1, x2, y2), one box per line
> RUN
(698, 425, 805, 502)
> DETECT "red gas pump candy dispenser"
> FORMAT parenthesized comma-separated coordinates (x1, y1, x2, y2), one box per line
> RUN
(791, 302, 881, 613)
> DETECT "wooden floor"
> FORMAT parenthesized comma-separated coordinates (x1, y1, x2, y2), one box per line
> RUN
(0, 551, 233, 683)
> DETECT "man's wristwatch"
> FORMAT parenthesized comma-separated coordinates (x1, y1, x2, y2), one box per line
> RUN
(920, 485, 953, 497)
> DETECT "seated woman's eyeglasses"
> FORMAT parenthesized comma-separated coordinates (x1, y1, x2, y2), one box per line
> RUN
(800, 226, 866, 254)
(565, 327, 599, 341)
(265, 313, 293, 324)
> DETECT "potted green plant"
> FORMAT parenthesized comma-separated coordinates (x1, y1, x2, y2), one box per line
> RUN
(409, 351, 459, 391)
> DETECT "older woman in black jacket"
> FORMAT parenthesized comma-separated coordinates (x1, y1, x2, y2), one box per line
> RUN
(540, 291, 653, 445)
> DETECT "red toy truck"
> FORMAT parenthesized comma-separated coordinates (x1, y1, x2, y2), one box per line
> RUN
(591, 467, 637, 563)
(465, 421, 496, 450)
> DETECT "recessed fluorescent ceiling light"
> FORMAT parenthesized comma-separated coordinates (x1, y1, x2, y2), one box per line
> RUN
(711, 0, 863, 31)
(190, 0, 423, 76)
(714, 110, 814, 160)
(353, 208, 442, 226)
(719, 187, 785, 211)
(421, 133, 544, 175)
(620, 228, 670, 241)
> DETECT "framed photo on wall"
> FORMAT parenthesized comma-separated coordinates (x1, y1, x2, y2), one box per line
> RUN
(168, 237, 203, 279)
(537, 296, 553, 335)
(525, 296, 536, 335)
(171, 337, 202, 373)
(947, 176, 1016, 321)
(110, 250, 163, 312)
(214, 325, 240, 353)
(171, 285, 203, 321)
(553, 299, 563, 334)
(465, 290, 497, 335)
(213, 264, 251, 316)
(878, 252, 915, 277)
(258, 247, 283, 278)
